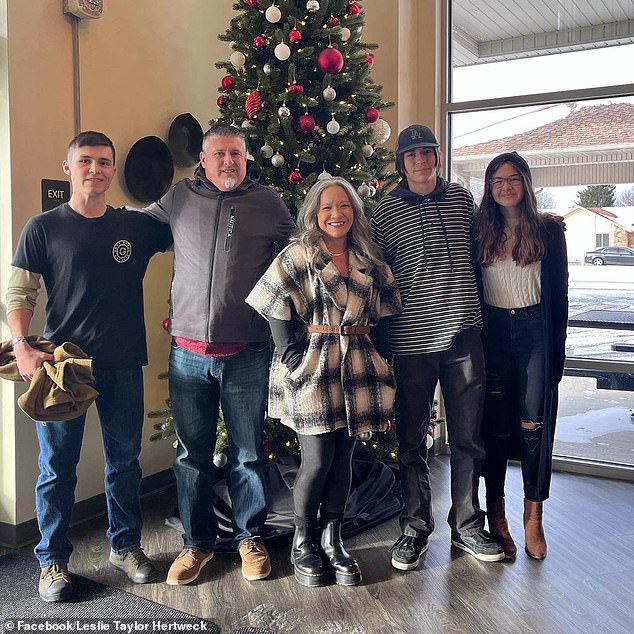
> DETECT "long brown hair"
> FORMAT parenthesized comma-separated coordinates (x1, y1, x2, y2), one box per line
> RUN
(475, 152, 545, 266)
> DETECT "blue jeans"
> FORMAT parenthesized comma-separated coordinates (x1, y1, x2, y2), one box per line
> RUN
(481, 303, 546, 501)
(169, 342, 269, 551)
(34, 367, 144, 567)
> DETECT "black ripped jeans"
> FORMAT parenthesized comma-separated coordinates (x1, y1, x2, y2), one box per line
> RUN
(481, 303, 545, 502)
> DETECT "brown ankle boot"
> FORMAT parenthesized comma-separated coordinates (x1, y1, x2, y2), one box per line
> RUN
(523, 499, 547, 559)
(487, 499, 517, 559)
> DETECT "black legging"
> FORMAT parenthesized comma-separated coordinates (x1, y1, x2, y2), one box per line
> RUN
(293, 427, 357, 524)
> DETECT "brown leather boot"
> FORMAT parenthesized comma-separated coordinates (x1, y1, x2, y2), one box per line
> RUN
(487, 499, 517, 560)
(523, 499, 547, 559)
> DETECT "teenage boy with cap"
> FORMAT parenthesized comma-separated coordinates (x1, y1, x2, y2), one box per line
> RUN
(371, 124, 504, 569)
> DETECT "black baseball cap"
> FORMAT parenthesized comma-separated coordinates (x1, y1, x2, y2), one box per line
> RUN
(396, 124, 439, 155)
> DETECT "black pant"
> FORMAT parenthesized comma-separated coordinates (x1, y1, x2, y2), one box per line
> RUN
(481, 304, 545, 502)
(394, 328, 486, 539)
(293, 428, 357, 523)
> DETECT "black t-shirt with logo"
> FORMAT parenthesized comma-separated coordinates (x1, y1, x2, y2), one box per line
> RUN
(12, 203, 172, 368)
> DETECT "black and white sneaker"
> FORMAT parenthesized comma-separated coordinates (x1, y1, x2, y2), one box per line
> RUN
(451, 529, 505, 562)
(390, 534, 429, 571)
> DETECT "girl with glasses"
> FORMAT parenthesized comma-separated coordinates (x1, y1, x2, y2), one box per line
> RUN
(473, 152, 568, 560)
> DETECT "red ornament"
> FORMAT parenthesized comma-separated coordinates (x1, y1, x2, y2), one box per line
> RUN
(246, 0, 259, 6)
(253, 35, 267, 50)
(327, 16, 339, 26)
(162, 318, 170, 332)
(221, 75, 236, 91)
(318, 47, 344, 74)
(298, 114, 316, 134)
(288, 169, 303, 185)
(245, 90, 262, 119)
(365, 107, 380, 123)
(362, 55, 374, 67)
(287, 83, 304, 95)
(347, 2, 360, 15)
(217, 95, 228, 108)
(369, 177, 379, 189)
(289, 28, 302, 44)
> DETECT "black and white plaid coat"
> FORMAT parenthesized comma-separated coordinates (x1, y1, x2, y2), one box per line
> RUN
(246, 241, 402, 436)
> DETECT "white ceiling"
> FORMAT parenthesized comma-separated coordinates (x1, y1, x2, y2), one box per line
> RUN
(452, 0, 634, 66)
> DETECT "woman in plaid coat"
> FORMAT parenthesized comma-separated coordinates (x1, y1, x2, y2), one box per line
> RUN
(247, 177, 401, 587)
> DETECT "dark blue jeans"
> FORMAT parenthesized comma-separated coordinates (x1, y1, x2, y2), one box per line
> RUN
(394, 328, 487, 540)
(481, 303, 545, 502)
(34, 367, 144, 566)
(168, 342, 269, 551)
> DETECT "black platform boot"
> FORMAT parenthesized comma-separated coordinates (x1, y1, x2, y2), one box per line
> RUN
(321, 517, 362, 586)
(291, 523, 328, 587)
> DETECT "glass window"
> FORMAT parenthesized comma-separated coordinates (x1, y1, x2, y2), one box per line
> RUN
(447, 0, 634, 473)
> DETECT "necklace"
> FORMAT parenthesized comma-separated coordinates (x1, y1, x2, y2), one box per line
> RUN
(327, 247, 347, 257)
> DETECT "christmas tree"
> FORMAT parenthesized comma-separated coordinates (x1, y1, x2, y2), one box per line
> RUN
(211, 0, 398, 216)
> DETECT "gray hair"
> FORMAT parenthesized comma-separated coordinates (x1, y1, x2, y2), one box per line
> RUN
(202, 125, 247, 153)
(294, 177, 384, 270)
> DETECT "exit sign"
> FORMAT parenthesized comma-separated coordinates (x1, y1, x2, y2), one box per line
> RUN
(41, 179, 70, 212)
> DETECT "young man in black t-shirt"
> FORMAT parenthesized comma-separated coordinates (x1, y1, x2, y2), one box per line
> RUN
(7, 131, 172, 602)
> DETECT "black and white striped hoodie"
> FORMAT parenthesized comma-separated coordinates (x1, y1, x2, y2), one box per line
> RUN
(371, 177, 482, 356)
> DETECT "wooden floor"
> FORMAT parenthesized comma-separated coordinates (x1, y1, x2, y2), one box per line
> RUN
(3, 456, 634, 634)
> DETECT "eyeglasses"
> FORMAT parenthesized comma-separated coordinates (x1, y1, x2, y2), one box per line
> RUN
(490, 175, 522, 189)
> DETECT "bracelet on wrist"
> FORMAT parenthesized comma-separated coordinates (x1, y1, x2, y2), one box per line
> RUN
(12, 336, 29, 347)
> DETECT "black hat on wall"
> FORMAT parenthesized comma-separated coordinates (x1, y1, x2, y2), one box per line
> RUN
(124, 136, 174, 203)
(168, 113, 204, 167)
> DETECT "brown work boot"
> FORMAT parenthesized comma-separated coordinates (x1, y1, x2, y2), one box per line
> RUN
(166, 548, 214, 586)
(487, 499, 517, 560)
(109, 546, 158, 583)
(239, 537, 271, 581)
(39, 563, 73, 602)
(523, 499, 547, 560)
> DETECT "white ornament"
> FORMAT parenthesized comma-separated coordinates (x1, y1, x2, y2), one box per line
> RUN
(265, 4, 282, 23)
(274, 42, 291, 61)
(213, 452, 228, 468)
(322, 86, 336, 101)
(357, 183, 371, 198)
(271, 152, 285, 167)
(425, 432, 434, 450)
(278, 104, 291, 118)
(340, 27, 351, 42)
(318, 169, 332, 180)
(241, 119, 255, 129)
(358, 431, 372, 441)
(263, 62, 273, 75)
(260, 143, 274, 159)
(326, 117, 340, 134)
(306, 0, 320, 12)
(368, 185, 377, 197)
(369, 118, 391, 144)
(230, 51, 246, 70)
(361, 143, 374, 157)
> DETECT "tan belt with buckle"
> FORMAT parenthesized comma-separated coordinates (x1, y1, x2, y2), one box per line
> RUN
(300, 325, 371, 335)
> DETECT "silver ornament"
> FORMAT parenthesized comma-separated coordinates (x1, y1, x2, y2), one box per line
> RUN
(361, 143, 374, 157)
(318, 169, 333, 180)
(230, 51, 246, 70)
(326, 117, 340, 134)
(271, 152, 285, 167)
(241, 119, 255, 129)
(368, 118, 391, 144)
(340, 27, 351, 42)
(265, 5, 282, 23)
(358, 431, 372, 441)
(322, 86, 336, 101)
(260, 143, 274, 159)
(278, 105, 291, 118)
(368, 185, 377, 197)
(306, 0, 320, 12)
(263, 62, 273, 75)
(213, 452, 228, 468)
(274, 42, 291, 61)
(357, 183, 371, 198)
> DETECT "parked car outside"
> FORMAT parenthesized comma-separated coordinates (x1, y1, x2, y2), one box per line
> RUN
(584, 246, 634, 266)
